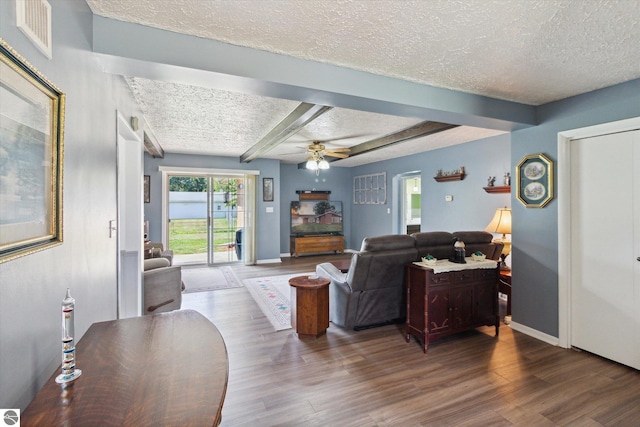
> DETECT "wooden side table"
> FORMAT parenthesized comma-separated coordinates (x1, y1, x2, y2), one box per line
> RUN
(330, 258, 351, 273)
(289, 275, 330, 339)
(499, 270, 512, 317)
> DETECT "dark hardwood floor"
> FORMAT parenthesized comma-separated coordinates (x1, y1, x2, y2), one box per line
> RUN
(182, 254, 640, 426)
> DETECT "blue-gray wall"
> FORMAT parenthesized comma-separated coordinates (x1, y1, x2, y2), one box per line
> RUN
(144, 153, 282, 261)
(349, 134, 511, 246)
(0, 0, 143, 410)
(510, 78, 640, 338)
(279, 164, 353, 253)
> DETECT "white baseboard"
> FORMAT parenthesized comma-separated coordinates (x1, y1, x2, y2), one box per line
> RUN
(509, 321, 559, 346)
(256, 258, 282, 264)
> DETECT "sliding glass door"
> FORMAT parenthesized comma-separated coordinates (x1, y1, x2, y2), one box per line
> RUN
(167, 174, 245, 265)
(208, 177, 245, 264)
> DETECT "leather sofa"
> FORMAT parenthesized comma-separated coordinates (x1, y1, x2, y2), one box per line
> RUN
(316, 231, 503, 330)
(143, 258, 183, 315)
(413, 231, 503, 261)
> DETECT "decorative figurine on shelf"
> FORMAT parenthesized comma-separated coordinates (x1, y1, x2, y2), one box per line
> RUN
(55, 288, 82, 384)
(487, 176, 496, 187)
(504, 172, 511, 186)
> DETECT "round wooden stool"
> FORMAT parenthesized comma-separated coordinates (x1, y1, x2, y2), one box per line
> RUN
(288, 275, 330, 339)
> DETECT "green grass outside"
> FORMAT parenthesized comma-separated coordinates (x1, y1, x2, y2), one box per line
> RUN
(169, 218, 238, 254)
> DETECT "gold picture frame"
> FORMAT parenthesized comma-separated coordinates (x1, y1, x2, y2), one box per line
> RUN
(516, 153, 554, 208)
(0, 38, 65, 263)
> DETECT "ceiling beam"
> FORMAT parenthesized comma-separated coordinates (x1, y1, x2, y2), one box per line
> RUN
(142, 118, 164, 158)
(240, 103, 332, 163)
(297, 121, 459, 169)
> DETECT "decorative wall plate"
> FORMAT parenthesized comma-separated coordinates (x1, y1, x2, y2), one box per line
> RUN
(516, 153, 554, 208)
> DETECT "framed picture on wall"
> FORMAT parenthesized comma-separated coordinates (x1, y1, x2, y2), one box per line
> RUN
(263, 178, 274, 202)
(516, 153, 554, 208)
(0, 39, 65, 263)
(144, 175, 150, 203)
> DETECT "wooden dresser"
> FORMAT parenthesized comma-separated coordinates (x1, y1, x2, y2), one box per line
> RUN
(406, 260, 500, 353)
(290, 234, 344, 257)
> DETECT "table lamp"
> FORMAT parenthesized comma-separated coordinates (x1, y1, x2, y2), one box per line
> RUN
(485, 206, 512, 270)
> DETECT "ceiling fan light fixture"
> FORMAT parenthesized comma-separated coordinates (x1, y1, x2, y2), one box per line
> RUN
(306, 159, 318, 170)
(318, 159, 330, 170)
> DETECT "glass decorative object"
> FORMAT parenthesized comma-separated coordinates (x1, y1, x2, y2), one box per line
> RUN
(55, 288, 82, 384)
(452, 239, 467, 264)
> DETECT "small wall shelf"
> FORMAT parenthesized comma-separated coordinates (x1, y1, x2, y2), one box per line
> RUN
(434, 173, 465, 182)
(483, 186, 511, 194)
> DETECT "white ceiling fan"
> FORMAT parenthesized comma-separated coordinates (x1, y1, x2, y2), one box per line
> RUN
(304, 141, 351, 174)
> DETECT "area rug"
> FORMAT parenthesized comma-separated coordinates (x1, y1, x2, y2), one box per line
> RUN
(243, 273, 313, 331)
(181, 265, 243, 293)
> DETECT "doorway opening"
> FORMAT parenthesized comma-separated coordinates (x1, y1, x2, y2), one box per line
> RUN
(401, 174, 421, 234)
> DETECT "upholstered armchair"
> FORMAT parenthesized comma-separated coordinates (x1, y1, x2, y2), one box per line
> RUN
(143, 258, 183, 315)
(144, 242, 174, 265)
(316, 234, 418, 330)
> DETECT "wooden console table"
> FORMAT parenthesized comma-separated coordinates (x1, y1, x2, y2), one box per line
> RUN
(406, 260, 500, 353)
(499, 270, 512, 316)
(290, 235, 344, 257)
(289, 275, 330, 339)
(22, 310, 228, 426)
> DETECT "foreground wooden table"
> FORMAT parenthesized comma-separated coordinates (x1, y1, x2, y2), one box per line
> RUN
(22, 310, 228, 426)
(289, 275, 330, 339)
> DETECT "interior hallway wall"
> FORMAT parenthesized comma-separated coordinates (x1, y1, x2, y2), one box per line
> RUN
(0, 0, 143, 409)
(510, 78, 640, 338)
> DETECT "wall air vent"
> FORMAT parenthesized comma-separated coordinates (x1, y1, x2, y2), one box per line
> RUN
(16, 0, 52, 59)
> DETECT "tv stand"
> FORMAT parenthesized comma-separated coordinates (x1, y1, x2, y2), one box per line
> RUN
(290, 235, 344, 257)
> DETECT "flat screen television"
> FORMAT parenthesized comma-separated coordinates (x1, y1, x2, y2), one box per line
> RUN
(290, 200, 343, 236)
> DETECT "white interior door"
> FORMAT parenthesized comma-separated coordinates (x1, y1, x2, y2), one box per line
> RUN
(570, 129, 640, 369)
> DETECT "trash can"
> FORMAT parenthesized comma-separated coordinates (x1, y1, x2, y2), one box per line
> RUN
(235, 228, 243, 260)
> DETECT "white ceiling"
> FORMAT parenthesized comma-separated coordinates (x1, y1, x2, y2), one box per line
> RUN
(86, 0, 640, 166)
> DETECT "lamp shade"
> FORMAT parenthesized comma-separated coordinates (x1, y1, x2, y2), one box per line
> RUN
(318, 159, 330, 170)
(306, 160, 318, 170)
(485, 207, 512, 236)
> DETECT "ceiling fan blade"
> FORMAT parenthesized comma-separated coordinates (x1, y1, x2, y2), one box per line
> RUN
(326, 147, 351, 152)
(298, 133, 370, 144)
(325, 151, 349, 159)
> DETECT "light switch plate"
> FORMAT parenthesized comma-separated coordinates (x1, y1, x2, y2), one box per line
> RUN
(266, 207, 274, 213)
(445, 195, 453, 202)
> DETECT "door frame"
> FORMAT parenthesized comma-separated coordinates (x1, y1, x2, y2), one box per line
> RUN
(392, 171, 421, 235)
(158, 166, 259, 265)
(557, 116, 640, 348)
(116, 111, 143, 318)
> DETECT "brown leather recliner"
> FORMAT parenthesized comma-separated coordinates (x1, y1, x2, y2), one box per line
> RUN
(316, 234, 418, 330)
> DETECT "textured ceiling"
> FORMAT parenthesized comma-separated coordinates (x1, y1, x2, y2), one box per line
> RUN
(86, 0, 640, 165)
(125, 77, 301, 156)
(88, 0, 640, 105)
